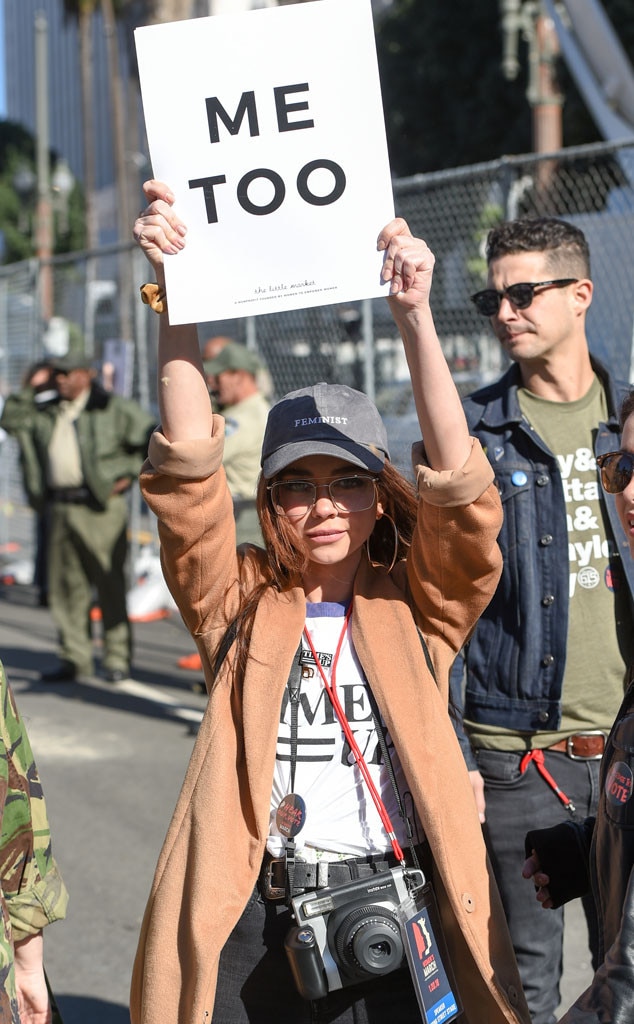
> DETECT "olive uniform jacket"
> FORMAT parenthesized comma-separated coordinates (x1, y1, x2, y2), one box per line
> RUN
(0, 381, 155, 512)
(130, 418, 531, 1024)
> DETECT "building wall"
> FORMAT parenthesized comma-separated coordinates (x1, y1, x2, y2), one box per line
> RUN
(3, 0, 128, 191)
(3, 0, 393, 241)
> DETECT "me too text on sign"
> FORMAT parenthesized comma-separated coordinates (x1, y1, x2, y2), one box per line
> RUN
(189, 83, 347, 223)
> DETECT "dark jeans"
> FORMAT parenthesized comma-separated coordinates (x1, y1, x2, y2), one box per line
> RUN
(213, 885, 422, 1023)
(476, 748, 601, 1024)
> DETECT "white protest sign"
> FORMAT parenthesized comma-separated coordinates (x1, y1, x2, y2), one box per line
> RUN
(135, 0, 394, 324)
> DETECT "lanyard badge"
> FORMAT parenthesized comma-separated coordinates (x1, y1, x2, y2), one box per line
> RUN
(398, 883, 463, 1023)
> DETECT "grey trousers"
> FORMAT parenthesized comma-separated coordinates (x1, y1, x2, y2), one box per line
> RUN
(475, 747, 601, 1024)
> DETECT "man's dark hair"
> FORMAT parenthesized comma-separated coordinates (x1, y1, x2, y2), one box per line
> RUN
(620, 388, 634, 429)
(485, 217, 591, 279)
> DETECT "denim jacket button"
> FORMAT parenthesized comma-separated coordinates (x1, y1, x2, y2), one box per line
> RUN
(538, 710, 549, 722)
(539, 534, 553, 546)
(541, 594, 555, 606)
(541, 654, 555, 666)
(536, 475, 549, 486)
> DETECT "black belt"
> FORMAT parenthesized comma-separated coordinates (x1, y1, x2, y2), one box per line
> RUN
(259, 845, 427, 902)
(49, 487, 93, 505)
(49, 487, 94, 505)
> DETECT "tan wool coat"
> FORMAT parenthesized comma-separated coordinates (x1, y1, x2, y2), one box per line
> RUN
(130, 418, 531, 1024)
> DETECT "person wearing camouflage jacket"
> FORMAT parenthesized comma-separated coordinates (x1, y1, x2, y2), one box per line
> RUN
(0, 659, 68, 1022)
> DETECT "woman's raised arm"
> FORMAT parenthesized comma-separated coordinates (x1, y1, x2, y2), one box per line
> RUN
(378, 218, 472, 471)
(133, 179, 213, 443)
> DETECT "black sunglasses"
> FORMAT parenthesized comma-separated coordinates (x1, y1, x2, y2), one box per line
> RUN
(596, 451, 634, 494)
(470, 278, 578, 317)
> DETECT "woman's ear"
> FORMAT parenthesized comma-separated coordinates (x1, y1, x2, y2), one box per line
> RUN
(376, 501, 384, 518)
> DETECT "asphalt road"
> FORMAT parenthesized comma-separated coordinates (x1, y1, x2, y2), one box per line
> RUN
(0, 582, 593, 1023)
(0, 581, 205, 1024)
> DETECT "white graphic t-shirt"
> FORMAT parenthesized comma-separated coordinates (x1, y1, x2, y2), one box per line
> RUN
(267, 601, 417, 859)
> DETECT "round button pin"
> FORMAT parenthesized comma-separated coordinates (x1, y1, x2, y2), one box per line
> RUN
(511, 471, 528, 486)
(276, 793, 307, 837)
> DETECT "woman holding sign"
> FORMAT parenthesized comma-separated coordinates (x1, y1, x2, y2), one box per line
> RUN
(130, 180, 529, 1024)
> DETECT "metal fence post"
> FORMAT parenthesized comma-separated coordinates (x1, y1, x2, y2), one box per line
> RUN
(361, 298, 375, 401)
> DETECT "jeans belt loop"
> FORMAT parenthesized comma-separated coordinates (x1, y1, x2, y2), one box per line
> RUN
(317, 860, 329, 888)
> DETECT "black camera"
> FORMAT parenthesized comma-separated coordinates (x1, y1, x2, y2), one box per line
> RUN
(284, 866, 425, 1001)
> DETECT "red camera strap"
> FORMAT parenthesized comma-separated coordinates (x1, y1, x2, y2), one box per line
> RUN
(302, 601, 406, 865)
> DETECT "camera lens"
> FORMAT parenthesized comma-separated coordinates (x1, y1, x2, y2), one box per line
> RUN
(334, 905, 404, 977)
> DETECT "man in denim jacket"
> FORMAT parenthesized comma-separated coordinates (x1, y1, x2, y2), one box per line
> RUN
(451, 217, 634, 1024)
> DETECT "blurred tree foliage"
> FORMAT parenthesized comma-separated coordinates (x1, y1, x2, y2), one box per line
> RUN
(0, 121, 86, 264)
(376, 0, 634, 177)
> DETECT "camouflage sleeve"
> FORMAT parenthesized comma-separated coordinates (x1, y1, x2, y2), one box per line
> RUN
(0, 661, 68, 941)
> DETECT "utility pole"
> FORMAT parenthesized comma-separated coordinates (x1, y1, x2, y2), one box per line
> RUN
(531, 8, 563, 154)
(101, 0, 133, 343)
(500, 0, 563, 195)
(34, 11, 53, 323)
(529, 5, 563, 195)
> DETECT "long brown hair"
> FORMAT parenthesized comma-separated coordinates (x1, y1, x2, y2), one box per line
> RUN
(221, 460, 418, 677)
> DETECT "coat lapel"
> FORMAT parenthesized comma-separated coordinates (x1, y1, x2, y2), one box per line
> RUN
(241, 586, 306, 841)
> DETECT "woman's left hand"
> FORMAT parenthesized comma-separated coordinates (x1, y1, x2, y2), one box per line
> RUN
(377, 217, 435, 313)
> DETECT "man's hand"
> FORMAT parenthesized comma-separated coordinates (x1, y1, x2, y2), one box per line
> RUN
(522, 850, 554, 909)
(14, 932, 51, 1024)
(111, 477, 132, 496)
(468, 768, 486, 824)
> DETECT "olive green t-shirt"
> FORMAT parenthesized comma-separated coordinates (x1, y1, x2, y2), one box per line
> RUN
(467, 375, 633, 751)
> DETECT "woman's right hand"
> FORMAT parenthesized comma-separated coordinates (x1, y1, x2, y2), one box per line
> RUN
(133, 179, 187, 273)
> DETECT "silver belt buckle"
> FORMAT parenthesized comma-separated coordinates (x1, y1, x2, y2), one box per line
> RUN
(567, 730, 605, 761)
(261, 855, 286, 901)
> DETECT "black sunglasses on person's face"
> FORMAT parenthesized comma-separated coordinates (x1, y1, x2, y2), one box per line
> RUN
(470, 278, 578, 317)
(597, 451, 634, 495)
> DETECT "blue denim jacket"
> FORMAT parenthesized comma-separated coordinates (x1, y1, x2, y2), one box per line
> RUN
(452, 358, 634, 768)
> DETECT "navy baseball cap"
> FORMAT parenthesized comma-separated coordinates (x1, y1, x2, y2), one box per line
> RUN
(261, 382, 389, 479)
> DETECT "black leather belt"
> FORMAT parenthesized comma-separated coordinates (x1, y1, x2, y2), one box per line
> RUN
(49, 487, 93, 505)
(259, 845, 426, 902)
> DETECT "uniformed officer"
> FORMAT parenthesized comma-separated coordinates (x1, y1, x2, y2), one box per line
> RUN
(203, 341, 270, 547)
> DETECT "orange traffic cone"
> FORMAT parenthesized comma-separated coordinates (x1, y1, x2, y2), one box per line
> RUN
(178, 652, 203, 671)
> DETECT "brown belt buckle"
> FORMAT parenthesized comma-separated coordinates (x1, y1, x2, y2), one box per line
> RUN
(567, 730, 605, 761)
(260, 854, 286, 901)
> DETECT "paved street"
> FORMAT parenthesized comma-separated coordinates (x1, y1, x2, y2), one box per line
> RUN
(0, 581, 593, 1022)
(0, 580, 205, 1023)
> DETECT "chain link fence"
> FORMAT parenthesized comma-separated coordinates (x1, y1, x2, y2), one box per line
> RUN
(1, 137, 633, 568)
